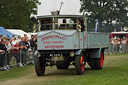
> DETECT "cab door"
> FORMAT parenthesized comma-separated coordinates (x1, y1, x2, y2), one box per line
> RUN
(79, 31, 84, 49)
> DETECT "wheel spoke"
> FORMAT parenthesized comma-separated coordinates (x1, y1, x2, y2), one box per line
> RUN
(75, 53, 85, 75)
(100, 53, 103, 67)
(80, 56, 83, 65)
(80, 56, 84, 71)
(81, 65, 84, 71)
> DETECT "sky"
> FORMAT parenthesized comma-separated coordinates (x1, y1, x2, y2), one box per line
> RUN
(37, 0, 82, 16)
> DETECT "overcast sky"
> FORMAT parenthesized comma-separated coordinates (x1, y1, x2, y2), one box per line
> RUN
(37, 0, 82, 16)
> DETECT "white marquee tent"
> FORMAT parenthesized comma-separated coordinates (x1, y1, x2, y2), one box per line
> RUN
(6, 29, 31, 38)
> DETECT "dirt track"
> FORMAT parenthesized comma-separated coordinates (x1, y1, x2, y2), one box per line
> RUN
(0, 64, 77, 85)
(0, 54, 127, 85)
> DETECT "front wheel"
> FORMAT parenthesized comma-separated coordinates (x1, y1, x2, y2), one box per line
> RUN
(35, 56, 46, 76)
(75, 52, 85, 75)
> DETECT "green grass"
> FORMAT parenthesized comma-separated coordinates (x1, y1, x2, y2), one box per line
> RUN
(0, 65, 33, 82)
(27, 54, 128, 85)
(105, 53, 128, 56)
(0, 53, 128, 85)
(26, 65, 128, 85)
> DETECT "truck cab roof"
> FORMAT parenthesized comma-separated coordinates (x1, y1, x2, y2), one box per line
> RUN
(37, 15, 86, 19)
(37, 15, 87, 31)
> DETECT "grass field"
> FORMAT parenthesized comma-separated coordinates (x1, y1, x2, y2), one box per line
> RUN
(0, 53, 128, 85)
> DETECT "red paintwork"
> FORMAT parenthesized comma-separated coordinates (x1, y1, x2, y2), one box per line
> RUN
(80, 56, 84, 71)
(109, 32, 128, 39)
(41, 35, 66, 41)
(45, 45, 64, 48)
(100, 53, 103, 67)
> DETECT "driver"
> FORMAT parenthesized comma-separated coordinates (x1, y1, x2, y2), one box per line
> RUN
(59, 19, 69, 29)
(76, 18, 87, 32)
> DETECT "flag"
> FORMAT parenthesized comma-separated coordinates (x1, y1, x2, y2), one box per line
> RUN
(95, 20, 99, 32)
(121, 27, 122, 31)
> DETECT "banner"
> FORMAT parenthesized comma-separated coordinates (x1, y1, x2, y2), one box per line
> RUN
(95, 20, 99, 32)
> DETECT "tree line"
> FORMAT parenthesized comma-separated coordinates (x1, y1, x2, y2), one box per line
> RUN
(0, 0, 40, 32)
(80, 0, 128, 32)
(1, 0, 128, 32)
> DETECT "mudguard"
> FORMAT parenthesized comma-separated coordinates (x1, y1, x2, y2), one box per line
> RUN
(90, 48, 102, 58)
(34, 50, 40, 57)
(75, 49, 82, 55)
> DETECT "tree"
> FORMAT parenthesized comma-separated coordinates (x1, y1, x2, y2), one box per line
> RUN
(28, 16, 38, 32)
(80, 0, 128, 32)
(0, 0, 41, 32)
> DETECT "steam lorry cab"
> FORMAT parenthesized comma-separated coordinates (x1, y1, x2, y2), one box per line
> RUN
(35, 15, 109, 76)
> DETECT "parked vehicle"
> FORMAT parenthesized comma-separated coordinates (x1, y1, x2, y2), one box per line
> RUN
(109, 32, 128, 42)
(35, 15, 109, 76)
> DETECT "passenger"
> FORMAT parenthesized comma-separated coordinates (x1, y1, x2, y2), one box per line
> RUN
(59, 19, 69, 29)
(76, 18, 87, 32)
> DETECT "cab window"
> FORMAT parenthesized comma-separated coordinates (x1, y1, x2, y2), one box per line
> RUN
(40, 18, 52, 30)
(54, 18, 77, 30)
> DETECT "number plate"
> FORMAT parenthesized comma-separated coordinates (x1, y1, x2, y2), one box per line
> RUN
(50, 54, 61, 57)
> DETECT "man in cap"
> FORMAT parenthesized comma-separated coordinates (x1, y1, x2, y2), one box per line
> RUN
(76, 17, 87, 32)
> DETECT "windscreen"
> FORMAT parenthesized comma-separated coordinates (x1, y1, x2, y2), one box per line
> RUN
(54, 18, 77, 30)
(39, 17, 85, 31)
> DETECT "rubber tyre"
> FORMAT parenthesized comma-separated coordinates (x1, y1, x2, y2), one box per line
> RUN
(35, 56, 46, 76)
(56, 61, 70, 69)
(75, 52, 85, 75)
(95, 52, 104, 69)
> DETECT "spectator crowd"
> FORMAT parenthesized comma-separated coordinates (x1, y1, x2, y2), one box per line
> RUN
(0, 34, 37, 71)
(0, 34, 128, 71)
(108, 37, 128, 54)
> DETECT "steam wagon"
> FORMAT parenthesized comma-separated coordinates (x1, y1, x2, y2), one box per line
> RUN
(34, 15, 109, 76)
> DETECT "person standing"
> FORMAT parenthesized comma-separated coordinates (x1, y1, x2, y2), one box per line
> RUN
(24, 34, 28, 39)
(17, 35, 21, 42)
(19, 37, 27, 66)
(30, 35, 35, 64)
(0, 35, 3, 42)
(0, 38, 7, 70)
(12, 37, 17, 46)
(25, 38, 32, 64)
(12, 41, 21, 67)
(30, 36, 37, 63)
(5, 38, 12, 70)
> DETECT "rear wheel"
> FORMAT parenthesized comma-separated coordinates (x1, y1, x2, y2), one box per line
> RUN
(35, 56, 46, 76)
(75, 52, 85, 75)
(90, 51, 104, 69)
(95, 52, 104, 69)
